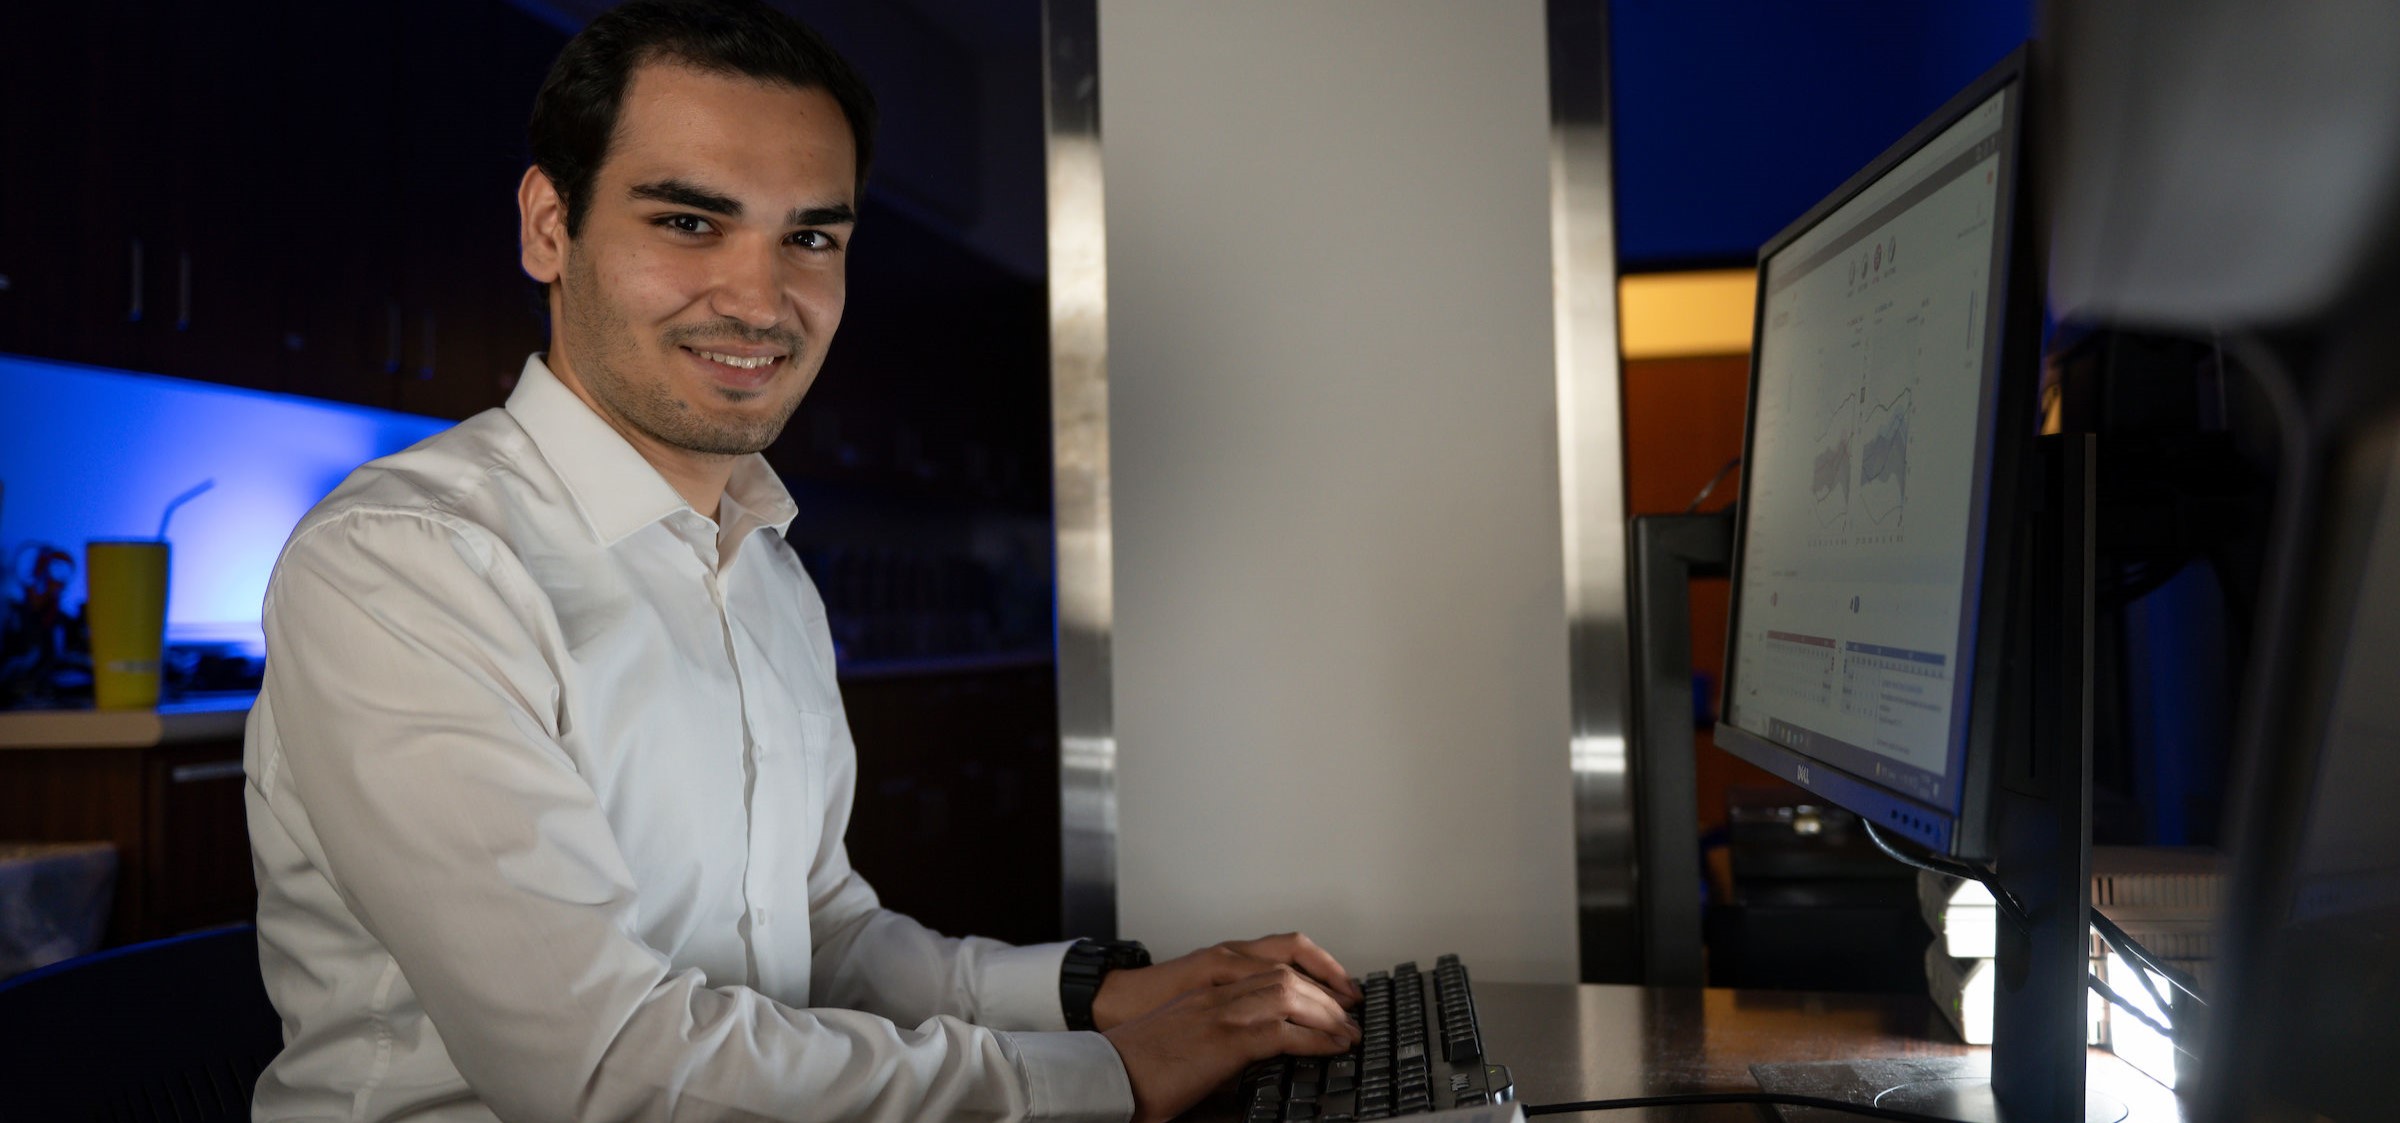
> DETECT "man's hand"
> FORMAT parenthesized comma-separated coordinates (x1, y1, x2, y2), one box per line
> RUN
(1102, 966, 1362, 1123)
(1092, 932, 1363, 1030)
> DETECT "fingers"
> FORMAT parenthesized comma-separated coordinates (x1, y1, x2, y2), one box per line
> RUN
(1227, 932, 1363, 1005)
(1203, 946, 1287, 987)
(1221, 966, 1361, 1047)
(1104, 975, 1359, 1123)
(1203, 948, 1347, 1010)
(1274, 1018, 1358, 1056)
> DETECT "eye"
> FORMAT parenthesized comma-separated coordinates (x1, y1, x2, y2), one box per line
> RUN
(655, 214, 716, 236)
(790, 229, 842, 252)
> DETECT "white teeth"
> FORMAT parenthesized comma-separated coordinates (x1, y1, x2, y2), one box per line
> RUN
(696, 349, 779, 370)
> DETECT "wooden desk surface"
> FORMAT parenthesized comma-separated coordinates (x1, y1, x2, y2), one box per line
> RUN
(1198, 983, 2184, 1122)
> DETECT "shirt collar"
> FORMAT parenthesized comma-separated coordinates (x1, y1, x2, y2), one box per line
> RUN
(721, 457, 801, 546)
(504, 355, 799, 547)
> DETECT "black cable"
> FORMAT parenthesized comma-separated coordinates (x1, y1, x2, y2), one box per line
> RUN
(2087, 971, 2196, 1057)
(1864, 820, 2217, 1060)
(2089, 909, 2206, 1006)
(1683, 457, 1743, 513)
(1857, 821, 1983, 883)
(1861, 822, 2030, 927)
(2093, 919, 2178, 1020)
(1525, 1091, 1969, 1121)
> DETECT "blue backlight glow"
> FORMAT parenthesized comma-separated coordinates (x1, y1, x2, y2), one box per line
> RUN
(1, 354, 453, 647)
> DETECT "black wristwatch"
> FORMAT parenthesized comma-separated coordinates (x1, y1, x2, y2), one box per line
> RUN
(1060, 938, 1151, 1031)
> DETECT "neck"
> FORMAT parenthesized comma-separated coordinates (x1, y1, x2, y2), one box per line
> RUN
(543, 348, 733, 521)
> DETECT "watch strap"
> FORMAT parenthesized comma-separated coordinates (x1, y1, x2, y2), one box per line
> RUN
(1060, 938, 1151, 1031)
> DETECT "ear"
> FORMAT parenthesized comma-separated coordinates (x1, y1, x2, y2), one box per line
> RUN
(519, 166, 569, 285)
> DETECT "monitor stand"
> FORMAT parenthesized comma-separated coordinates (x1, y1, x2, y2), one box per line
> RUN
(1759, 435, 2123, 1123)
(1626, 511, 1733, 987)
(1751, 1055, 2126, 1122)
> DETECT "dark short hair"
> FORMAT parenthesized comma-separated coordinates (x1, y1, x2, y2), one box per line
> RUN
(528, 0, 878, 238)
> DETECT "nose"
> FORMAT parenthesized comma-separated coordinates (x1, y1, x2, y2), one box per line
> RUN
(708, 238, 786, 332)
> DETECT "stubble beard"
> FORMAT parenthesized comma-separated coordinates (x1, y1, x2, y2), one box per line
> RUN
(560, 247, 808, 457)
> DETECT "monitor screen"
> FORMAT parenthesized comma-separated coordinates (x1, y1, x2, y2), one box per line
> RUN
(1723, 86, 2014, 820)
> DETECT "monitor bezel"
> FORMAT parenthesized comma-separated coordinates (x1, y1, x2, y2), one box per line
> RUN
(1713, 44, 2041, 860)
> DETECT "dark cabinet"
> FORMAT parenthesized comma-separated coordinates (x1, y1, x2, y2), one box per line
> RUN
(0, 3, 136, 368)
(389, 0, 563, 419)
(0, 737, 254, 946)
(0, 0, 561, 420)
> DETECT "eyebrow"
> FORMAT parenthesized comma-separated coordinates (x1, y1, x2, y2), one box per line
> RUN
(790, 202, 858, 228)
(630, 178, 741, 216)
(629, 178, 857, 228)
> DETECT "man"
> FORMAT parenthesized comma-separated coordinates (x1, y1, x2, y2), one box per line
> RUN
(244, 2, 1360, 1119)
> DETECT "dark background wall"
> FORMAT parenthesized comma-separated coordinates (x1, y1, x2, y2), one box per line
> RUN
(1611, 0, 2034, 269)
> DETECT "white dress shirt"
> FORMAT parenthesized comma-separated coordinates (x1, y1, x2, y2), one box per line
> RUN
(245, 355, 1135, 1122)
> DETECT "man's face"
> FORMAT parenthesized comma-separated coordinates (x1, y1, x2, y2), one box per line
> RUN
(529, 62, 857, 457)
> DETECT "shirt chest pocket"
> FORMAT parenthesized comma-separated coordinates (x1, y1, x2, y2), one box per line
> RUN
(750, 708, 835, 854)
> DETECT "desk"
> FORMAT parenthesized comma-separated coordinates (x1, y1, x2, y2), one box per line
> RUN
(1200, 983, 2183, 1122)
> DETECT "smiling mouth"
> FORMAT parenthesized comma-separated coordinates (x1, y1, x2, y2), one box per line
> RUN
(686, 347, 784, 370)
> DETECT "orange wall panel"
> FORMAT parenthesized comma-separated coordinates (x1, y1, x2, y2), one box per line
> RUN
(1620, 352, 1793, 860)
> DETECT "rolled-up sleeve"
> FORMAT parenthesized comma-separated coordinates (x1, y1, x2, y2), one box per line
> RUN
(257, 508, 1121, 1122)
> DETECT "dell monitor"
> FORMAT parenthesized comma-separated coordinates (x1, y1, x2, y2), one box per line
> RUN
(1714, 46, 2112, 1121)
(1716, 68, 2025, 863)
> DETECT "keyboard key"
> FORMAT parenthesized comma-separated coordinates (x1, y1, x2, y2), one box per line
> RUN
(1239, 956, 1501, 1123)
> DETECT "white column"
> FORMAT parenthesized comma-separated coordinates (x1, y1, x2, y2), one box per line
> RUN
(1096, 0, 1582, 983)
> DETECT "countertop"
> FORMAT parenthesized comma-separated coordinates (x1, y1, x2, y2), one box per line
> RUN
(1193, 982, 2183, 1121)
(0, 693, 255, 749)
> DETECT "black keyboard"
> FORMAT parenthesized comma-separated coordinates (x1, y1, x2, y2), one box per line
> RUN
(1237, 955, 1514, 1122)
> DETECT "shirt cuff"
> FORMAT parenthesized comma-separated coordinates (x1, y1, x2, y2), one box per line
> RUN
(1003, 1028, 1137, 1123)
(976, 939, 1078, 1031)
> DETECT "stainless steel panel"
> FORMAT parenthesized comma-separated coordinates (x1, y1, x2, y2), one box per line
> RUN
(1043, 0, 1118, 940)
(1546, 0, 1640, 983)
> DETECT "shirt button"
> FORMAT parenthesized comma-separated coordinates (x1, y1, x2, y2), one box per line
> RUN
(755, 909, 771, 928)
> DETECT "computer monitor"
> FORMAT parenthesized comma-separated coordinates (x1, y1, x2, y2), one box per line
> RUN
(1714, 61, 2030, 863)
(1714, 47, 2112, 1120)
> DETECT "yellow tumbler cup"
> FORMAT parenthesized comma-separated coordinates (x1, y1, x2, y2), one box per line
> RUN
(86, 539, 171, 710)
